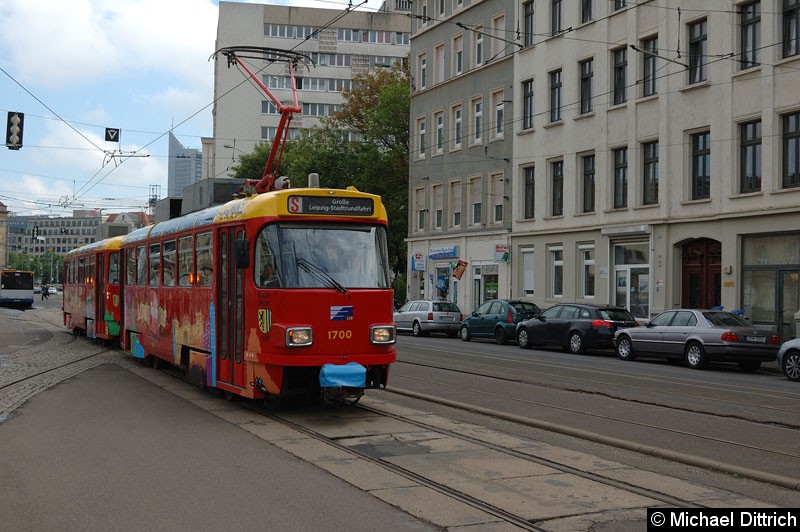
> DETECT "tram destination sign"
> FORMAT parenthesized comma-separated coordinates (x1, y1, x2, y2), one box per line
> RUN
(288, 196, 374, 216)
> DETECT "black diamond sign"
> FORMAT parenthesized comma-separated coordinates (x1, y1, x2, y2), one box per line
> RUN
(105, 128, 120, 142)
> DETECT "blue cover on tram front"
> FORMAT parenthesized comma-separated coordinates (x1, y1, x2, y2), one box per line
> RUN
(319, 362, 366, 388)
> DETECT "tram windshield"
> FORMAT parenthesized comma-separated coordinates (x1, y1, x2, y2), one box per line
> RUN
(255, 223, 391, 289)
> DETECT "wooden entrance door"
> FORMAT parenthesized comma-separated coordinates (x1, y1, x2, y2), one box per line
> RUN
(681, 239, 721, 309)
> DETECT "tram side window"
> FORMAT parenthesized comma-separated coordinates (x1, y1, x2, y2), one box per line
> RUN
(109, 252, 120, 285)
(79, 258, 85, 284)
(89, 260, 95, 284)
(126, 249, 135, 286)
(163, 240, 177, 287)
(178, 236, 193, 286)
(195, 232, 213, 287)
(149, 243, 161, 287)
(136, 246, 146, 286)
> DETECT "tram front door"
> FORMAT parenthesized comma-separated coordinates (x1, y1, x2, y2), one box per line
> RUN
(217, 225, 246, 390)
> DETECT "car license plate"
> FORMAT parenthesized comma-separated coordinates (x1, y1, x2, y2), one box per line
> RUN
(745, 335, 765, 343)
(440, 316, 455, 321)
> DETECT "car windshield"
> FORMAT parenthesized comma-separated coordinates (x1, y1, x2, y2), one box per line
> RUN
(511, 302, 540, 314)
(433, 302, 460, 312)
(703, 311, 751, 327)
(602, 308, 635, 321)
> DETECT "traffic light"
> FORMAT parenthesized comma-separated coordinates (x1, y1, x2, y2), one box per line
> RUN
(32, 226, 39, 239)
(6, 112, 24, 150)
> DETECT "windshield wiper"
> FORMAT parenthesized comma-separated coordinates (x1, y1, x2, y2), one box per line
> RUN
(296, 258, 347, 294)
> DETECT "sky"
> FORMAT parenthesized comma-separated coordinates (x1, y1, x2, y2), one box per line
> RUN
(0, 0, 384, 217)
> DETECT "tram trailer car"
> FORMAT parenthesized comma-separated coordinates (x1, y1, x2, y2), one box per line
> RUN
(64, 185, 397, 403)
(0, 269, 35, 309)
(63, 237, 124, 340)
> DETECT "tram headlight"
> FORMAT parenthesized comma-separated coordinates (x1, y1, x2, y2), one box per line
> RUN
(286, 327, 313, 347)
(370, 325, 396, 344)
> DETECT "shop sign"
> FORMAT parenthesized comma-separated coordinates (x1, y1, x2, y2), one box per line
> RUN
(411, 252, 426, 271)
(429, 245, 459, 259)
(452, 260, 468, 280)
(495, 244, 510, 262)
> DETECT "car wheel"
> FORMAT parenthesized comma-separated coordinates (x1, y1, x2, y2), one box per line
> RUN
(517, 328, 531, 349)
(567, 331, 586, 354)
(616, 335, 636, 361)
(738, 361, 761, 372)
(685, 342, 707, 369)
(494, 327, 507, 345)
(459, 325, 471, 342)
(782, 350, 800, 382)
(412, 321, 425, 337)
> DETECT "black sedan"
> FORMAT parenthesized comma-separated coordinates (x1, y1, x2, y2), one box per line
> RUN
(516, 303, 638, 354)
(614, 309, 779, 371)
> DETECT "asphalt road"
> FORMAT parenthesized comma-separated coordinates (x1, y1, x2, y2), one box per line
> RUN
(0, 362, 435, 532)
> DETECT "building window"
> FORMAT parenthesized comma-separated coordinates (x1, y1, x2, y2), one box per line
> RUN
(415, 188, 426, 231)
(612, 47, 627, 105)
(524, 166, 535, 219)
(434, 43, 444, 84)
(419, 53, 427, 89)
(642, 36, 658, 96)
(579, 58, 593, 114)
(582, 154, 595, 213)
(523, 1, 535, 47)
(551, 0, 562, 36)
(453, 34, 463, 75)
(492, 15, 506, 57)
(452, 105, 463, 149)
(438, 0, 445, 16)
(551, 247, 564, 298)
(613, 147, 628, 208)
(473, 98, 483, 143)
(688, 19, 708, 84)
(740, 2, 760, 69)
(470, 177, 482, 225)
(522, 248, 535, 296)
(549, 69, 562, 122)
(475, 29, 484, 66)
(435, 112, 444, 153)
(691, 131, 711, 200)
(493, 91, 504, 138)
(784, 0, 800, 58)
(417, 117, 426, 158)
(522, 79, 534, 129)
(450, 180, 462, 227)
(783, 111, 800, 188)
(551, 160, 564, 216)
(581, 0, 592, 24)
(643, 141, 659, 205)
(433, 185, 443, 228)
(741, 121, 762, 193)
(581, 246, 595, 298)
(614, 0, 626, 9)
(492, 174, 504, 223)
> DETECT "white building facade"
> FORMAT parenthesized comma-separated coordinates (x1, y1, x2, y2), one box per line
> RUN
(510, 0, 800, 339)
(212, 1, 411, 179)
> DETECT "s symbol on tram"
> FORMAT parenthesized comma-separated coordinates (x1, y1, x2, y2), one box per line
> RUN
(288, 196, 302, 213)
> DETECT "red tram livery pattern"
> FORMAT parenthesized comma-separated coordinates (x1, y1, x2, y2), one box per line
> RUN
(63, 186, 397, 402)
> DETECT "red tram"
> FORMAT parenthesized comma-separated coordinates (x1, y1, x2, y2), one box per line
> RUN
(63, 236, 123, 341)
(63, 185, 397, 402)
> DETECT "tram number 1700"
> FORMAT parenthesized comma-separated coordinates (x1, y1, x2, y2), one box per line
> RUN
(328, 329, 353, 340)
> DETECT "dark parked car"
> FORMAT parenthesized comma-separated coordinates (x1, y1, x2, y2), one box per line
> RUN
(614, 309, 779, 371)
(517, 303, 638, 354)
(393, 300, 462, 337)
(777, 338, 800, 381)
(460, 299, 541, 344)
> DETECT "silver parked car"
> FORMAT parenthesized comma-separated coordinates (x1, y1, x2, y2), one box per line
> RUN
(777, 338, 800, 382)
(614, 309, 779, 371)
(393, 300, 462, 338)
